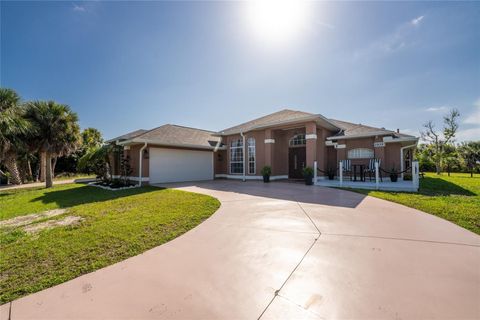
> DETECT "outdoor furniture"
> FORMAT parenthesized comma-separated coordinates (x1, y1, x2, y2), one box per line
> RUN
(352, 164, 365, 181)
(341, 159, 352, 180)
(364, 158, 382, 182)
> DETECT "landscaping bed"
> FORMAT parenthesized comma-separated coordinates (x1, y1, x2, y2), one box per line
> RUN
(349, 172, 480, 235)
(0, 183, 220, 304)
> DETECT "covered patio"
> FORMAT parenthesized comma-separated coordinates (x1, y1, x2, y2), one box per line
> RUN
(314, 160, 420, 192)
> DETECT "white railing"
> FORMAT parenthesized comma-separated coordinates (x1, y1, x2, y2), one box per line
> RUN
(339, 161, 343, 187)
(412, 160, 419, 191)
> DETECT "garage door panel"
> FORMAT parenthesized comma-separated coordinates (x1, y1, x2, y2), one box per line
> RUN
(149, 148, 213, 183)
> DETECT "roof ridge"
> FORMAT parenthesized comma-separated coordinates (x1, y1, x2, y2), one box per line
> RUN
(168, 124, 216, 133)
(220, 108, 313, 133)
(329, 118, 394, 132)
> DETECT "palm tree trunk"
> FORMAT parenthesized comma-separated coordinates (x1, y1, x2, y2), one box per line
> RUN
(27, 159, 33, 179)
(52, 156, 57, 178)
(40, 152, 46, 182)
(4, 155, 22, 185)
(45, 152, 53, 188)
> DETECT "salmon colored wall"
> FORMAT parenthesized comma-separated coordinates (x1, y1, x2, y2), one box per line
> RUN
(326, 147, 337, 171)
(385, 143, 401, 171)
(272, 129, 288, 175)
(126, 145, 149, 178)
(214, 149, 227, 175)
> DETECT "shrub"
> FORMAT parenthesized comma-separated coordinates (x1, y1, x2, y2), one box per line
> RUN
(303, 166, 314, 177)
(261, 166, 272, 176)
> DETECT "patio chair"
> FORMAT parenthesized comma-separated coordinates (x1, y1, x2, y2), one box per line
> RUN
(341, 159, 352, 181)
(364, 158, 382, 182)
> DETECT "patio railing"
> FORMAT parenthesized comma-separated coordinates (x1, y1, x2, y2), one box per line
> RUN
(314, 160, 419, 191)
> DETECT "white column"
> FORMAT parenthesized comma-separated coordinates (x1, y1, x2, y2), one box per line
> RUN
(339, 161, 343, 187)
(412, 161, 419, 191)
(314, 161, 318, 185)
(375, 161, 379, 190)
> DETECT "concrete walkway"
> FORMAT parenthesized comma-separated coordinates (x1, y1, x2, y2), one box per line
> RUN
(1, 181, 479, 319)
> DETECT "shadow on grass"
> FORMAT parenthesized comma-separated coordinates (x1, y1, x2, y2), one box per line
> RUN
(419, 177, 476, 196)
(30, 184, 159, 208)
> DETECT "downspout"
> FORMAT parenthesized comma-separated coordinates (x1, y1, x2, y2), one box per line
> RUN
(240, 132, 246, 182)
(400, 143, 417, 180)
(138, 142, 148, 186)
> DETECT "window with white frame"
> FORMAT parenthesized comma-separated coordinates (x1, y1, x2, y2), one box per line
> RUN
(289, 134, 306, 146)
(347, 148, 374, 159)
(230, 139, 243, 174)
(247, 138, 255, 174)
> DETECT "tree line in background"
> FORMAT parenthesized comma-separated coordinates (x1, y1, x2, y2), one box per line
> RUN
(0, 88, 103, 187)
(418, 108, 480, 176)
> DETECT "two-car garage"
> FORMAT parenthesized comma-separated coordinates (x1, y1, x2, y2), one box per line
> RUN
(148, 147, 214, 184)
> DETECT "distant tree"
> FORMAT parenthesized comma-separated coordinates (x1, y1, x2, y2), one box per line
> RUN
(0, 88, 30, 184)
(458, 141, 480, 177)
(78, 144, 113, 181)
(416, 144, 436, 172)
(422, 109, 460, 174)
(81, 128, 103, 151)
(55, 128, 103, 174)
(442, 144, 461, 176)
(25, 101, 81, 188)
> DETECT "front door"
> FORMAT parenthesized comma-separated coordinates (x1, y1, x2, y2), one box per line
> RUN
(288, 147, 306, 179)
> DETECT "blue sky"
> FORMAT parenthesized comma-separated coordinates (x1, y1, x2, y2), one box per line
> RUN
(1, 1, 479, 141)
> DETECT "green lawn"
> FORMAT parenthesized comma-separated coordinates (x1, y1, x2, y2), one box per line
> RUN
(0, 183, 220, 304)
(53, 173, 96, 181)
(351, 172, 480, 235)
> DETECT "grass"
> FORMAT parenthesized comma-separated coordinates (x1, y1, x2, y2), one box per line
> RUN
(53, 173, 96, 181)
(350, 172, 480, 235)
(0, 183, 220, 304)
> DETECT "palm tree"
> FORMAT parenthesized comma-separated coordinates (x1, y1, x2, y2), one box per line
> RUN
(0, 88, 29, 184)
(25, 101, 81, 188)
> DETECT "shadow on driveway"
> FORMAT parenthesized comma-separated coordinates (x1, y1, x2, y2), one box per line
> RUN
(155, 179, 367, 209)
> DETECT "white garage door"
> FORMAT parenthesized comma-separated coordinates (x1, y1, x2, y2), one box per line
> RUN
(149, 148, 213, 183)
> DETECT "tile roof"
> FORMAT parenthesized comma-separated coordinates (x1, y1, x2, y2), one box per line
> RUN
(327, 119, 396, 138)
(219, 109, 317, 135)
(127, 124, 222, 149)
(111, 109, 417, 148)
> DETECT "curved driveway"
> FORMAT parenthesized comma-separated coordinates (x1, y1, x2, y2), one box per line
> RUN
(2, 181, 479, 319)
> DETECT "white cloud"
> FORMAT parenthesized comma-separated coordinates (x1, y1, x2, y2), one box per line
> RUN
(463, 98, 480, 124)
(400, 128, 420, 137)
(456, 128, 480, 142)
(426, 106, 449, 112)
(353, 15, 426, 60)
(72, 4, 86, 12)
(411, 15, 424, 26)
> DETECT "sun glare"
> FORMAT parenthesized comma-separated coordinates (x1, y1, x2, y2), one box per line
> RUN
(245, 0, 310, 45)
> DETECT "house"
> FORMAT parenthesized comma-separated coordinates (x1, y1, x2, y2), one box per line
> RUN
(107, 109, 418, 184)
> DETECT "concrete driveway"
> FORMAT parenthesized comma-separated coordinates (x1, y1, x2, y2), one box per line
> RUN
(2, 181, 479, 319)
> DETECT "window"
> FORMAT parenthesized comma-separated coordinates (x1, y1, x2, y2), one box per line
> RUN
(289, 134, 306, 146)
(230, 139, 243, 174)
(347, 148, 374, 159)
(247, 138, 255, 174)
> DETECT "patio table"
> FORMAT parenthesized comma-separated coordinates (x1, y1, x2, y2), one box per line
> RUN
(352, 164, 365, 182)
